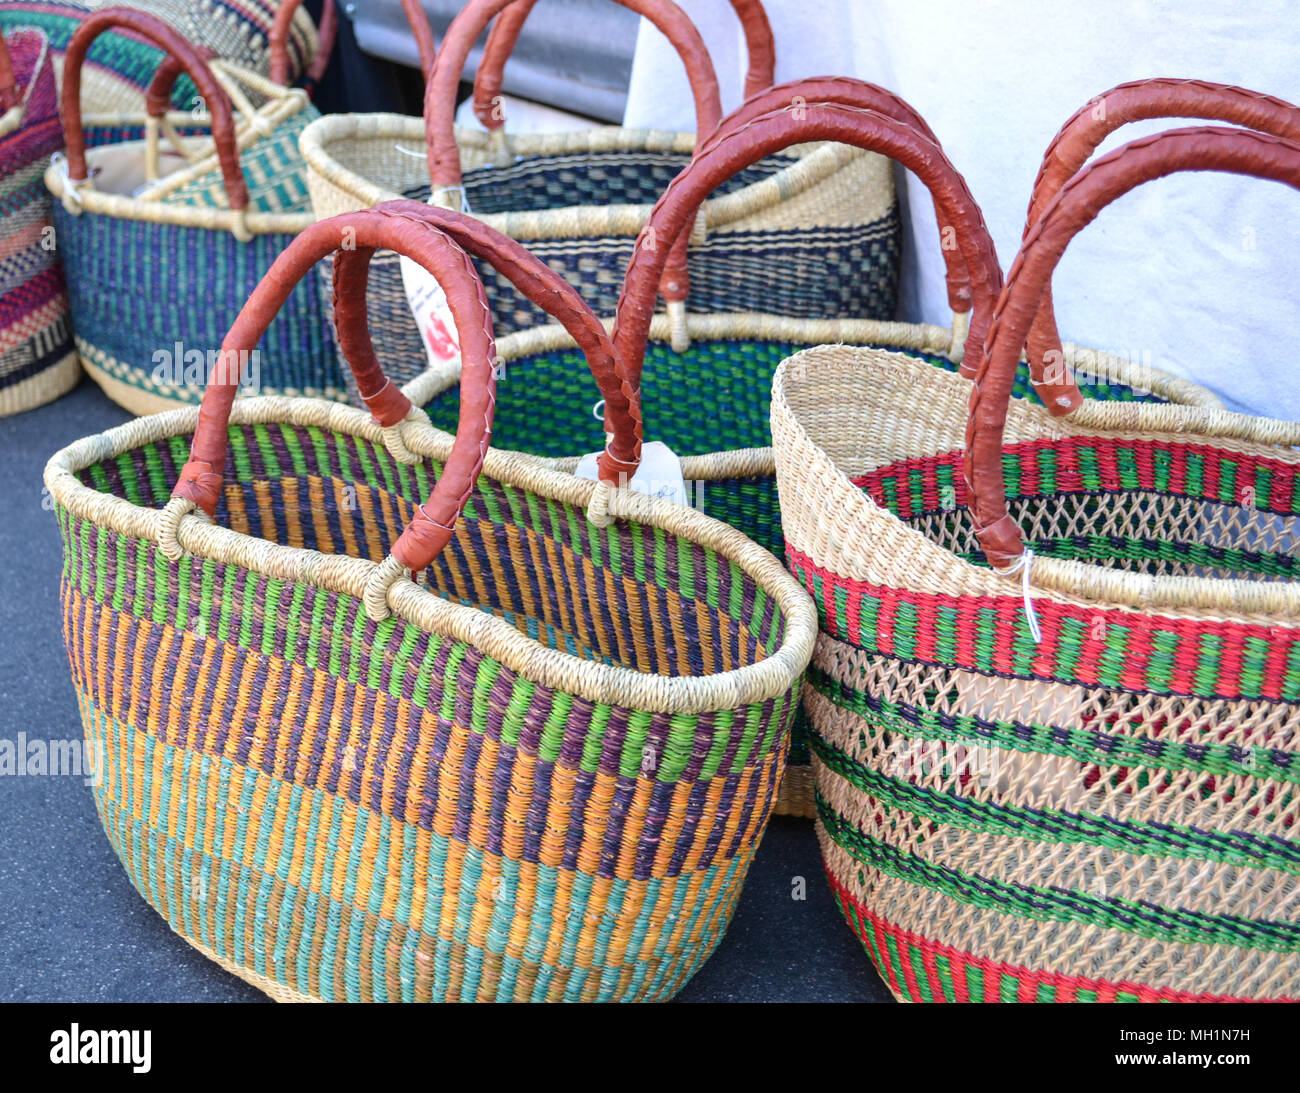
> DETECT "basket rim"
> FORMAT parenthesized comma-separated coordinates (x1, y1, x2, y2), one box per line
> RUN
(773, 343, 1300, 620)
(45, 391, 817, 715)
(297, 110, 872, 241)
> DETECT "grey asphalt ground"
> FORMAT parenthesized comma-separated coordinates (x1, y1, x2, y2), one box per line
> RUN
(0, 377, 891, 1003)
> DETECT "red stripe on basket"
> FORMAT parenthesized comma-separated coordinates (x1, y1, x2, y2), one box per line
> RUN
(826, 872, 1295, 1003)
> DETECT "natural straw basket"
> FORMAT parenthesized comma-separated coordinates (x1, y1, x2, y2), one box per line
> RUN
(772, 124, 1300, 1002)
(48, 200, 815, 1003)
(410, 91, 1220, 819)
(300, 0, 900, 397)
(0, 28, 77, 415)
(44, 8, 343, 415)
(0, 0, 326, 120)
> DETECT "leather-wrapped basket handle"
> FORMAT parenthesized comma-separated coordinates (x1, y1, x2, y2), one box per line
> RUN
(333, 198, 644, 484)
(172, 204, 499, 572)
(471, 0, 776, 131)
(699, 76, 975, 328)
(61, 8, 248, 211)
(613, 101, 1002, 392)
(1024, 79, 1300, 416)
(144, 44, 220, 117)
(399, 0, 440, 80)
(425, 0, 722, 316)
(0, 31, 18, 114)
(967, 126, 1300, 568)
(269, 0, 339, 89)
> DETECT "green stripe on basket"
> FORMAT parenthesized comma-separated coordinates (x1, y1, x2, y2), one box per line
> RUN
(812, 734, 1300, 874)
(817, 801, 1300, 952)
(806, 667, 1300, 786)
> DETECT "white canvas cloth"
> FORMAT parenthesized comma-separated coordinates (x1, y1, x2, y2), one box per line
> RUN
(622, 0, 1300, 417)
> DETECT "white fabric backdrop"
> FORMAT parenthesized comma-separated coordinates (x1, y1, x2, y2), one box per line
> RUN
(622, 0, 1300, 417)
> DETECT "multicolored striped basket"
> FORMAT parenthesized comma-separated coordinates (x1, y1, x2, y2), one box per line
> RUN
(46, 201, 815, 1003)
(43, 8, 343, 414)
(0, 0, 326, 121)
(0, 28, 76, 415)
(771, 124, 1300, 1002)
(406, 91, 1223, 819)
(300, 0, 900, 398)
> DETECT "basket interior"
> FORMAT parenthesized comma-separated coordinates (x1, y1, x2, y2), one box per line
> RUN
(425, 339, 1169, 461)
(857, 436, 1300, 584)
(74, 423, 790, 678)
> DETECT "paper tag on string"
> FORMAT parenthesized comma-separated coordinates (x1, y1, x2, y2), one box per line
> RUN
(575, 440, 688, 508)
(399, 252, 461, 372)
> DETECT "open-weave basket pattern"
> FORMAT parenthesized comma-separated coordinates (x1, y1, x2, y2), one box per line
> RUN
(0, 1, 317, 114)
(775, 347, 1300, 1002)
(0, 30, 76, 414)
(53, 203, 342, 405)
(58, 421, 795, 1002)
(318, 148, 901, 396)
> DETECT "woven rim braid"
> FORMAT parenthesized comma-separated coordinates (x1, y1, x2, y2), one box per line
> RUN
(0, 1, 319, 117)
(50, 391, 815, 1001)
(299, 111, 887, 242)
(0, 28, 78, 415)
(772, 344, 1300, 1002)
(406, 313, 1222, 825)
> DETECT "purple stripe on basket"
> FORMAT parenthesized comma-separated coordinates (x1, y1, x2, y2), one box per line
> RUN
(632, 780, 681, 881)
(450, 727, 486, 846)
(665, 780, 710, 876)
(596, 777, 639, 878)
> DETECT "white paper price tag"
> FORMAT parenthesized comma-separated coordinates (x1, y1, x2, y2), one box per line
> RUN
(575, 440, 688, 508)
(399, 253, 461, 371)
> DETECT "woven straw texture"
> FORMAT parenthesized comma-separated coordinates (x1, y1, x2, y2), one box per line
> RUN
(0, 29, 76, 416)
(48, 71, 344, 413)
(47, 387, 816, 1002)
(773, 344, 1300, 1002)
(407, 312, 1225, 819)
(0, 1, 318, 116)
(301, 112, 900, 388)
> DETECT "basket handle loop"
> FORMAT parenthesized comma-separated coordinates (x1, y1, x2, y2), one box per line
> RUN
(269, 0, 338, 91)
(694, 77, 977, 364)
(167, 204, 498, 587)
(399, 0, 440, 80)
(0, 30, 19, 113)
(613, 101, 1002, 394)
(471, 0, 775, 133)
(1023, 79, 1300, 415)
(333, 199, 644, 485)
(60, 9, 249, 216)
(425, 0, 723, 330)
(967, 126, 1300, 569)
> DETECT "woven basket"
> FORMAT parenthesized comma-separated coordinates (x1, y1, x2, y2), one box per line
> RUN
(47, 201, 815, 1003)
(0, 28, 77, 415)
(410, 93, 1223, 820)
(772, 124, 1300, 1002)
(43, 8, 343, 415)
(0, 0, 326, 121)
(300, 0, 899, 396)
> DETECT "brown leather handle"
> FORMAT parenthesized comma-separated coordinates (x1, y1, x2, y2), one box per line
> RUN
(613, 102, 1001, 390)
(472, 0, 775, 131)
(269, 0, 338, 87)
(700, 77, 974, 321)
(399, 0, 440, 80)
(61, 8, 248, 211)
(172, 204, 499, 571)
(0, 31, 18, 113)
(1023, 79, 1300, 416)
(144, 44, 220, 117)
(967, 126, 1300, 568)
(426, 0, 722, 310)
(333, 199, 643, 484)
